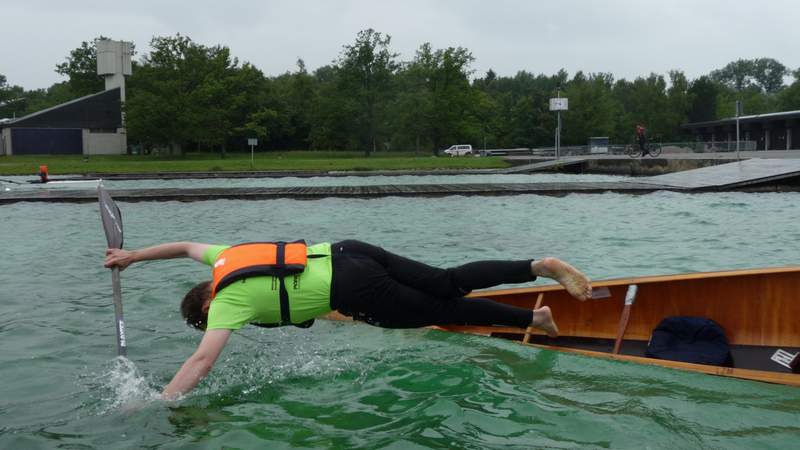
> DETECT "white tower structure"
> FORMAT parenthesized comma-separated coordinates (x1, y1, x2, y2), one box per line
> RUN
(96, 39, 132, 101)
(96, 39, 132, 153)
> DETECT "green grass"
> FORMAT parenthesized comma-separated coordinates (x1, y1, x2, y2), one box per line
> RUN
(0, 152, 509, 175)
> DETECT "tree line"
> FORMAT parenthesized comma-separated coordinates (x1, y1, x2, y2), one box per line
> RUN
(1, 30, 799, 156)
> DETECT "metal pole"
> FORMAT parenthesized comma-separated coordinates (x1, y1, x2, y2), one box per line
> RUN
(736, 118, 741, 161)
(557, 111, 561, 160)
(735, 100, 742, 161)
(556, 88, 561, 160)
(250, 144, 254, 168)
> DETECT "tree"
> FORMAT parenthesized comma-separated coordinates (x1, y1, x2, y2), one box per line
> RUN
(265, 59, 319, 149)
(469, 89, 496, 151)
(389, 60, 434, 153)
(337, 29, 399, 156)
(33, 32, 798, 154)
(126, 34, 262, 156)
(472, 69, 564, 148)
(55, 37, 120, 97)
(236, 65, 291, 149)
(751, 58, 789, 94)
(308, 64, 358, 150)
(687, 76, 719, 123)
(613, 73, 672, 141)
(563, 72, 621, 145)
(710, 59, 754, 91)
(125, 35, 192, 152)
(284, 59, 316, 149)
(710, 58, 788, 93)
(664, 71, 692, 140)
(186, 44, 246, 157)
(777, 72, 800, 111)
(410, 43, 476, 154)
(0, 74, 27, 118)
(716, 85, 776, 118)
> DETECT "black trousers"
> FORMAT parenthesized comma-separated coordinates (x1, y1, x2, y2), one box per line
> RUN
(329, 240, 536, 329)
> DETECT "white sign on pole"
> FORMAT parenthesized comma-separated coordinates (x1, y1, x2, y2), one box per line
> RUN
(248, 138, 258, 168)
(550, 96, 568, 159)
(549, 98, 568, 111)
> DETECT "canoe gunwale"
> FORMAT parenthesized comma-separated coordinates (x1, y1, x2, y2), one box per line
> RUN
(467, 265, 800, 298)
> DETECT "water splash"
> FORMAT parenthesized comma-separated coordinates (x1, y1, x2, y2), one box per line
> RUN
(95, 356, 161, 414)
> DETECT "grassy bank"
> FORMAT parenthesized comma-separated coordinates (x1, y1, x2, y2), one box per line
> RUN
(0, 152, 509, 175)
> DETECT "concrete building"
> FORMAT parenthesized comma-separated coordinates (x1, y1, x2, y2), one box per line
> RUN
(683, 110, 800, 151)
(0, 39, 132, 155)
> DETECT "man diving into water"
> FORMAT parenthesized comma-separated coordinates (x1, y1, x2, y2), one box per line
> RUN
(104, 240, 592, 399)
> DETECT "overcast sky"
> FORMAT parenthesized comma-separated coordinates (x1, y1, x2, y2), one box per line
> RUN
(3, 0, 799, 90)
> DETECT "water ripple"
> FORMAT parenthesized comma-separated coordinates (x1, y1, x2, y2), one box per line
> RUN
(2, 190, 800, 449)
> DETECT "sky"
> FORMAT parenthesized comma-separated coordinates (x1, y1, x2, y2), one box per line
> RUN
(2, 0, 799, 90)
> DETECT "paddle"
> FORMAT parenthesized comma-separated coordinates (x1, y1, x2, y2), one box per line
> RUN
(612, 284, 638, 355)
(98, 185, 127, 357)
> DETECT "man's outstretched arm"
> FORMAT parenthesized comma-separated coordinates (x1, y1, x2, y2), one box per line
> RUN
(162, 328, 231, 400)
(105, 242, 212, 270)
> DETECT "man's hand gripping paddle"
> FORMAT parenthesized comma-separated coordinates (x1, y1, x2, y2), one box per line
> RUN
(99, 185, 127, 357)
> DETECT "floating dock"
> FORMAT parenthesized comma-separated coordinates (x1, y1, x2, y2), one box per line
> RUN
(636, 158, 800, 189)
(2, 159, 799, 204)
(496, 158, 589, 174)
(0, 181, 674, 204)
(48, 168, 501, 181)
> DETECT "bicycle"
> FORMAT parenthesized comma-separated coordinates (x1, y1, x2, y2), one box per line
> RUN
(626, 138, 662, 158)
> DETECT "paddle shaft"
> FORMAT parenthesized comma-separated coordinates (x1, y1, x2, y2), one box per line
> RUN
(613, 285, 638, 355)
(612, 304, 631, 354)
(111, 267, 127, 356)
(99, 186, 126, 357)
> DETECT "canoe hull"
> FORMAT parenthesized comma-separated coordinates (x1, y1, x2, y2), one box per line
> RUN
(439, 267, 800, 387)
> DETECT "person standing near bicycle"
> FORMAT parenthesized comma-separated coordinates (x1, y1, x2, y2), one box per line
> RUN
(635, 124, 650, 157)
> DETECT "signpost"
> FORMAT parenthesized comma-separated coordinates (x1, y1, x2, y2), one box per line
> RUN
(549, 94, 568, 159)
(248, 138, 258, 168)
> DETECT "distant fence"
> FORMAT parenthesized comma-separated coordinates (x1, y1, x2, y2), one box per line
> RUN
(479, 140, 763, 157)
(679, 140, 758, 152)
(478, 148, 534, 156)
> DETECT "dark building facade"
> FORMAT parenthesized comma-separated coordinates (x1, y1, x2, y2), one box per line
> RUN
(0, 88, 124, 155)
(682, 110, 800, 151)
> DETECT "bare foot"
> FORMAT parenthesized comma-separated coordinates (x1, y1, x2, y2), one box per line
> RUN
(532, 257, 592, 301)
(531, 306, 558, 338)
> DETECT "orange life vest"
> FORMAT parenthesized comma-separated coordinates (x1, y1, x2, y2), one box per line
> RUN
(211, 241, 309, 327)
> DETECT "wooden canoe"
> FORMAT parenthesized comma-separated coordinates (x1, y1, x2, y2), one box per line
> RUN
(425, 266, 800, 387)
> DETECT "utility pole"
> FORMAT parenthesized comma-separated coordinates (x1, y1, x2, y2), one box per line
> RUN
(735, 100, 742, 161)
(549, 89, 568, 160)
(557, 88, 561, 160)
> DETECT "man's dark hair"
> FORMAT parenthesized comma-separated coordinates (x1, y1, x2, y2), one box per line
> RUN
(181, 281, 211, 330)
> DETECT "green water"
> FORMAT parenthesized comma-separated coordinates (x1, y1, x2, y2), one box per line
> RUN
(2, 190, 800, 449)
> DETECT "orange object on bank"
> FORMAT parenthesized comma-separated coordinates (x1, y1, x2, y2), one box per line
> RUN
(38, 165, 49, 183)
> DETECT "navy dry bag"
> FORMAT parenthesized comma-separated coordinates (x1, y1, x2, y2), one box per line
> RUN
(645, 316, 733, 367)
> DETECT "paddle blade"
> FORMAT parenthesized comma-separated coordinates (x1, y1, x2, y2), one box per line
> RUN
(98, 186, 123, 249)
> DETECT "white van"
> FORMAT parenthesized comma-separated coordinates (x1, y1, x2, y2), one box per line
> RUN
(443, 144, 473, 156)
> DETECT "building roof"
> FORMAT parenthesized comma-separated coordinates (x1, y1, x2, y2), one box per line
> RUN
(683, 110, 800, 129)
(0, 88, 122, 130)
